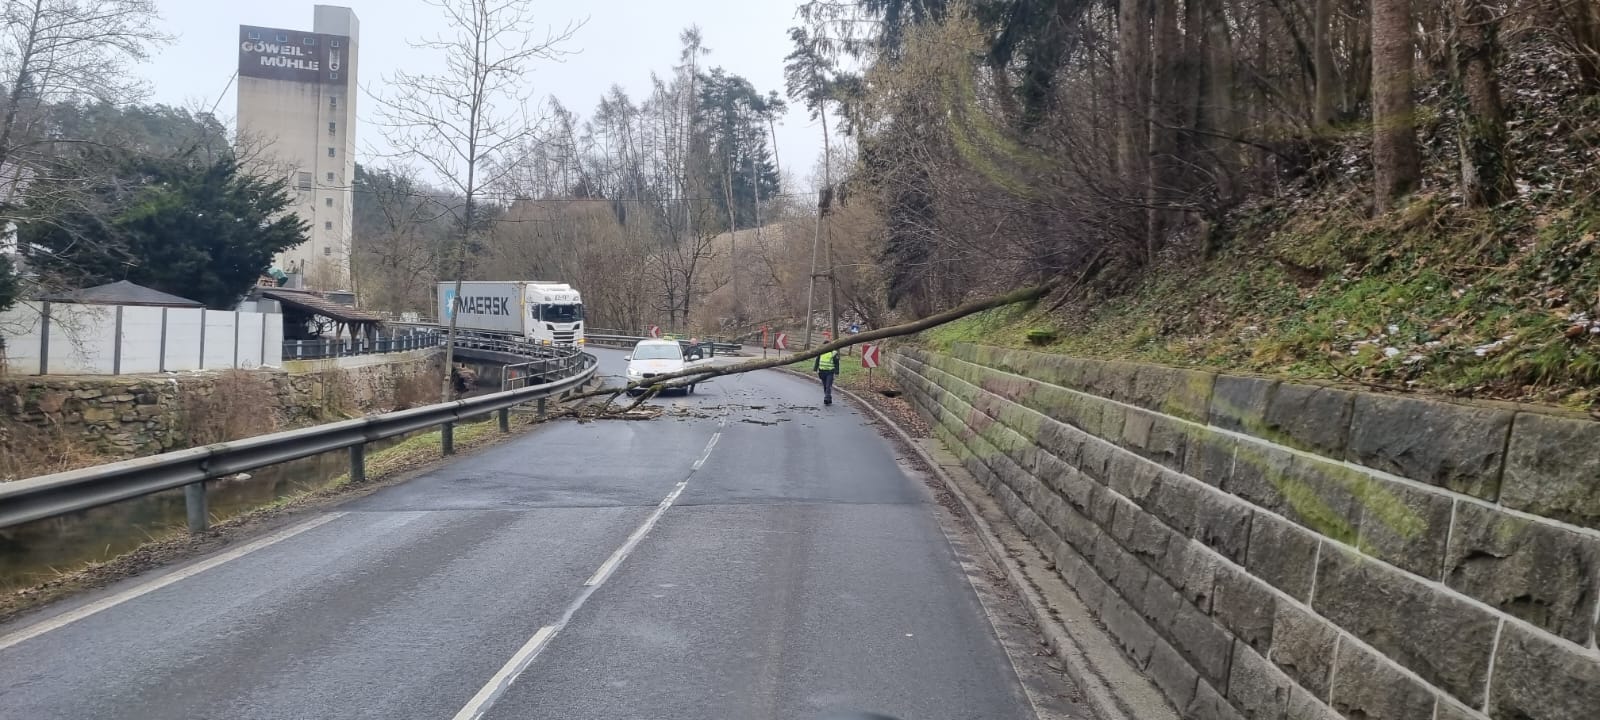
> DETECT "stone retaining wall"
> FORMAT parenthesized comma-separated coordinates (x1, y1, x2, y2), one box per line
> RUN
(894, 343, 1600, 720)
(1, 348, 442, 479)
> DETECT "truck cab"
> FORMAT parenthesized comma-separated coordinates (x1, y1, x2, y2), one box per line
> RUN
(526, 282, 584, 347)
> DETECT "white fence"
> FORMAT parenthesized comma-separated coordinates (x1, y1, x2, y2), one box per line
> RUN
(0, 301, 284, 376)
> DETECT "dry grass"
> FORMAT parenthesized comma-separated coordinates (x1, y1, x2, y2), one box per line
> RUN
(0, 418, 104, 481)
(179, 370, 280, 445)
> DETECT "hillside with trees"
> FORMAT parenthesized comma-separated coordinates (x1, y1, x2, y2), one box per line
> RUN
(778, 0, 1600, 409)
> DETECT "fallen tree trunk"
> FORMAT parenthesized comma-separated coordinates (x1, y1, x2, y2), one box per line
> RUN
(567, 282, 1056, 407)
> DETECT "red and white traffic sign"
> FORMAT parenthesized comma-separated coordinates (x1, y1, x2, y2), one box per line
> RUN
(861, 344, 881, 369)
(775, 332, 789, 350)
(648, 325, 662, 338)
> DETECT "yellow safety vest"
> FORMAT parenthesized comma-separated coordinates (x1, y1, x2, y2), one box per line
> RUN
(818, 350, 839, 371)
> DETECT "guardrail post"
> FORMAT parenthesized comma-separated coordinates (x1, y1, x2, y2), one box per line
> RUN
(442, 422, 455, 455)
(498, 408, 510, 433)
(349, 444, 367, 484)
(184, 482, 208, 533)
(538, 397, 547, 419)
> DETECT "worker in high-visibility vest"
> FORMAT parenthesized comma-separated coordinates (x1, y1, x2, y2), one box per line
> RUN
(813, 347, 840, 406)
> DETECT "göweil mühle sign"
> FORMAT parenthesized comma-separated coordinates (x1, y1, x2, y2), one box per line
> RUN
(238, 26, 348, 85)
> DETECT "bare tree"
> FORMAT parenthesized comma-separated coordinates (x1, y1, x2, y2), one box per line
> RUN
(1449, 0, 1515, 206)
(0, 0, 169, 173)
(373, 0, 580, 396)
(1371, 0, 1420, 211)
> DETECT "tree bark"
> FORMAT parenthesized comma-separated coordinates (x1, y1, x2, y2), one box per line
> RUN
(1147, 0, 1181, 262)
(1371, 0, 1421, 211)
(1450, 0, 1515, 207)
(569, 282, 1058, 399)
(1551, 0, 1600, 92)
(1314, 0, 1338, 130)
(1203, 0, 1236, 204)
(1118, 0, 1152, 253)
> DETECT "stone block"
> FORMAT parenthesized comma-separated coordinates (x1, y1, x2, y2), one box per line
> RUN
(81, 407, 116, 423)
(1284, 457, 1373, 545)
(1285, 685, 1341, 720)
(1346, 394, 1512, 501)
(1501, 411, 1600, 532)
(1089, 479, 1120, 528)
(1131, 508, 1181, 566)
(1184, 426, 1238, 488)
(1245, 512, 1320, 601)
(1227, 642, 1291, 720)
(1113, 454, 1164, 509)
(1210, 375, 1277, 436)
(1171, 540, 1223, 613)
(1186, 680, 1246, 720)
(1092, 528, 1128, 581)
(1068, 551, 1111, 612)
(1094, 360, 1141, 404)
(1054, 463, 1099, 516)
(1267, 602, 1337, 698)
(1262, 382, 1355, 457)
(1130, 365, 1213, 421)
(1148, 637, 1201, 711)
(1444, 501, 1600, 644)
(1328, 642, 1437, 720)
(1213, 564, 1277, 654)
(1170, 601, 1237, 687)
(1144, 415, 1192, 472)
(1170, 474, 1256, 565)
(1036, 418, 1085, 468)
(1221, 441, 1296, 519)
(1102, 588, 1158, 670)
(1115, 546, 1156, 612)
(1143, 568, 1186, 628)
(1098, 400, 1129, 445)
(1313, 546, 1497, 705)
(1352, 472, 1454, 579)
(1080, 439, 1115, 486)
(1486, 623, 1600, 720)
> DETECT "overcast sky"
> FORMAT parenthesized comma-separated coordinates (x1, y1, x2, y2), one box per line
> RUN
(140, 0, 830, 190)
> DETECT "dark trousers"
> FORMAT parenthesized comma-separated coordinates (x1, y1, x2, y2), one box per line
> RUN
(818, 370, 837, 401)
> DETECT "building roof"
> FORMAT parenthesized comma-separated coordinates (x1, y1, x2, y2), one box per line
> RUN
(260, 288, 384, 324)
(39, 280, 204, 307)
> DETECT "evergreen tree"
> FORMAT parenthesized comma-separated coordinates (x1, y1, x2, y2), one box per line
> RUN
(697, 69, 781, 231)
(19, 150, 306, 309)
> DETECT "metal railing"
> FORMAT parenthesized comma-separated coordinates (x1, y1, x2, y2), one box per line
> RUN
(283, 329, 443, 360)
(586, 333, 743, 357)
(0, 349, 598, 533)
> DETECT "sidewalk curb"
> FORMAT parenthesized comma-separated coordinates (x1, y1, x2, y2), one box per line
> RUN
(837, 381, 1174, 720)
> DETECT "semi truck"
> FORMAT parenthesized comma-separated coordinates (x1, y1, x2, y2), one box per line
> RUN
(436, 281, 585, 347)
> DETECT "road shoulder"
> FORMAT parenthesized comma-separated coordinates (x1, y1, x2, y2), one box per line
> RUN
(841, 383, 1179, 720)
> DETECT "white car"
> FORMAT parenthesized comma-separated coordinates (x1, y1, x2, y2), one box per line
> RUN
(625, 339, 700, 394)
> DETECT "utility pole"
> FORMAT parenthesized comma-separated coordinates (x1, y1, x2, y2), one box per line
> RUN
(825, 188, 838, 349)
(802, 106, 832, 350)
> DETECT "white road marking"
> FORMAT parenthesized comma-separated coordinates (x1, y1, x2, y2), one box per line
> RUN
(691, 431, 721, 470)
(453, 423, 725, 720)
(449, 626, 557, 720)
(0, 512, 346, 653)
(583, 480, 688, 587)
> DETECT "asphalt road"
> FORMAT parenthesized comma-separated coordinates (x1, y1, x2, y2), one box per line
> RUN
(0, 348, 1079, 720)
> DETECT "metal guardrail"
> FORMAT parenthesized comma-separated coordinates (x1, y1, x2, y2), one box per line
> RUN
(0, 348, 598, 533)
(586, 333, 742, 357)
(284, 330, 443, 360)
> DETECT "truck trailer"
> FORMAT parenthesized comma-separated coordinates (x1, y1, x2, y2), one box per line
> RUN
(436, 281, 585, 347)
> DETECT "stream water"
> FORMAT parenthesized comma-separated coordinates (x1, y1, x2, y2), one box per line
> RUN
(0, 434, 410, 590)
